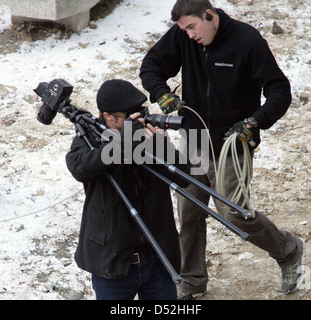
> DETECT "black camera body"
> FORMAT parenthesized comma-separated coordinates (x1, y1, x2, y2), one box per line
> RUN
(34, 79, 73, 125)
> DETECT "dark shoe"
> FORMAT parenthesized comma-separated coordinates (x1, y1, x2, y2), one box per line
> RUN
(177, 287, 207, 300)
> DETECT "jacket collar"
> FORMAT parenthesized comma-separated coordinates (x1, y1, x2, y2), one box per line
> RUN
(206, 9, 231, 48)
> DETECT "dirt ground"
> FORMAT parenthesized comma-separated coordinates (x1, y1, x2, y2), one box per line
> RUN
(0, 0, 310, 300)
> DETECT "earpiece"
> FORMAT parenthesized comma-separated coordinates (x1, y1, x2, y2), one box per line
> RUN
(205, 12, 213, 21)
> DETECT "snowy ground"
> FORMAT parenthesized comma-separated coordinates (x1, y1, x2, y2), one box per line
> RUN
(0, 0, 310, 300)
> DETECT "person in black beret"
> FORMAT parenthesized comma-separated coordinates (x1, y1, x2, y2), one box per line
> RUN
(66, 79, 189, 300)
(96, 79, 148, 134)
(97, 79, 148, 114)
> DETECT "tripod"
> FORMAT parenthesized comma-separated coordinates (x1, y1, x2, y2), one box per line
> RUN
(59, 101, 250, 283)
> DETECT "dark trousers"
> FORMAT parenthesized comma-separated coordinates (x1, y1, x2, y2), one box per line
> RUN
(177, 153, 300, 292)
(92, 256, 177, 300)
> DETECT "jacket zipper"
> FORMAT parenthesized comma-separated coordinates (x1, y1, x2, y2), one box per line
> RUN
(204, 48, 211, 125)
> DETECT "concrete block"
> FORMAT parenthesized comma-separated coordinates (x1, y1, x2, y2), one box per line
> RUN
(57, 11, 91, 33)
(0, 0, 100, 32)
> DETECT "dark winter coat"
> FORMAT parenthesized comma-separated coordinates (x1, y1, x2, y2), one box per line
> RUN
(140, 9, 292, 156)
(66, 127, 188, 279)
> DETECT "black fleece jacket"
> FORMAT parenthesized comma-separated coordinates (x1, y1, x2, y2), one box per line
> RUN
(140, 9, 292, 156)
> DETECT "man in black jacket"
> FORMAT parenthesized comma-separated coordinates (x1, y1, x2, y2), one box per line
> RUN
(66, 79, 188, 300)
(140, 0, 305, 299)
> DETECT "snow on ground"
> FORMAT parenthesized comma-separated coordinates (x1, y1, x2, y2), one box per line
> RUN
(0, 0, 310, 300)
(0, 0, 184, 300)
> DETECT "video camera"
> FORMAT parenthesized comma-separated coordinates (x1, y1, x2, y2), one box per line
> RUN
(34, 79, 73, 125)
(34, 79, 184, 130)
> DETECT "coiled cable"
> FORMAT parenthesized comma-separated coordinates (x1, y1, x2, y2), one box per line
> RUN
(179, 103, 255, 218)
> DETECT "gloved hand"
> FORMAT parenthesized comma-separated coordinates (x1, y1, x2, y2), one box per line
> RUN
(157, 92, 180, 114)
(225, 117, 258, 146)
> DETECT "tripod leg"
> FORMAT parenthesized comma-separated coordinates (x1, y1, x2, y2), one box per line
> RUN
(143, 150, 252, 219)
(142, 164, 249, 241)
(104, 171, 182, 284)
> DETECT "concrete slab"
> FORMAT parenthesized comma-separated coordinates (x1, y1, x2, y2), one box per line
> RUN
(0, 0, 100, 32)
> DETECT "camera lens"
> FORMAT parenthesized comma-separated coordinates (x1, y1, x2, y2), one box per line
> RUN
(145, 114, 184, 130)
(37, 104, 57, 125)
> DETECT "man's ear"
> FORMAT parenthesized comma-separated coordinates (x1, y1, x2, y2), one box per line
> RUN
(103, 112, 112, 121)
(205, 9, 213, 21)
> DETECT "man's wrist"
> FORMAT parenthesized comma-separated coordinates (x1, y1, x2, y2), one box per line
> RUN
(245, 116, 258, 129)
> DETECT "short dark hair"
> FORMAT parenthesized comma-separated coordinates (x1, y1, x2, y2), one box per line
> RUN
(171, 0, 216, 22)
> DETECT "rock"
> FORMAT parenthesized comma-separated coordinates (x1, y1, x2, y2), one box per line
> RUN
(64, 289, 84, 300)
(0, 148, 7, 157)
(299, 92, 309, 103)
(272, 22, 284, 34)
(300, 146, 309, 153)
(290, 102, 300, 109)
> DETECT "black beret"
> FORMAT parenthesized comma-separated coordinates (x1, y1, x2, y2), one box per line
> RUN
(96, 79, 147, 113)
